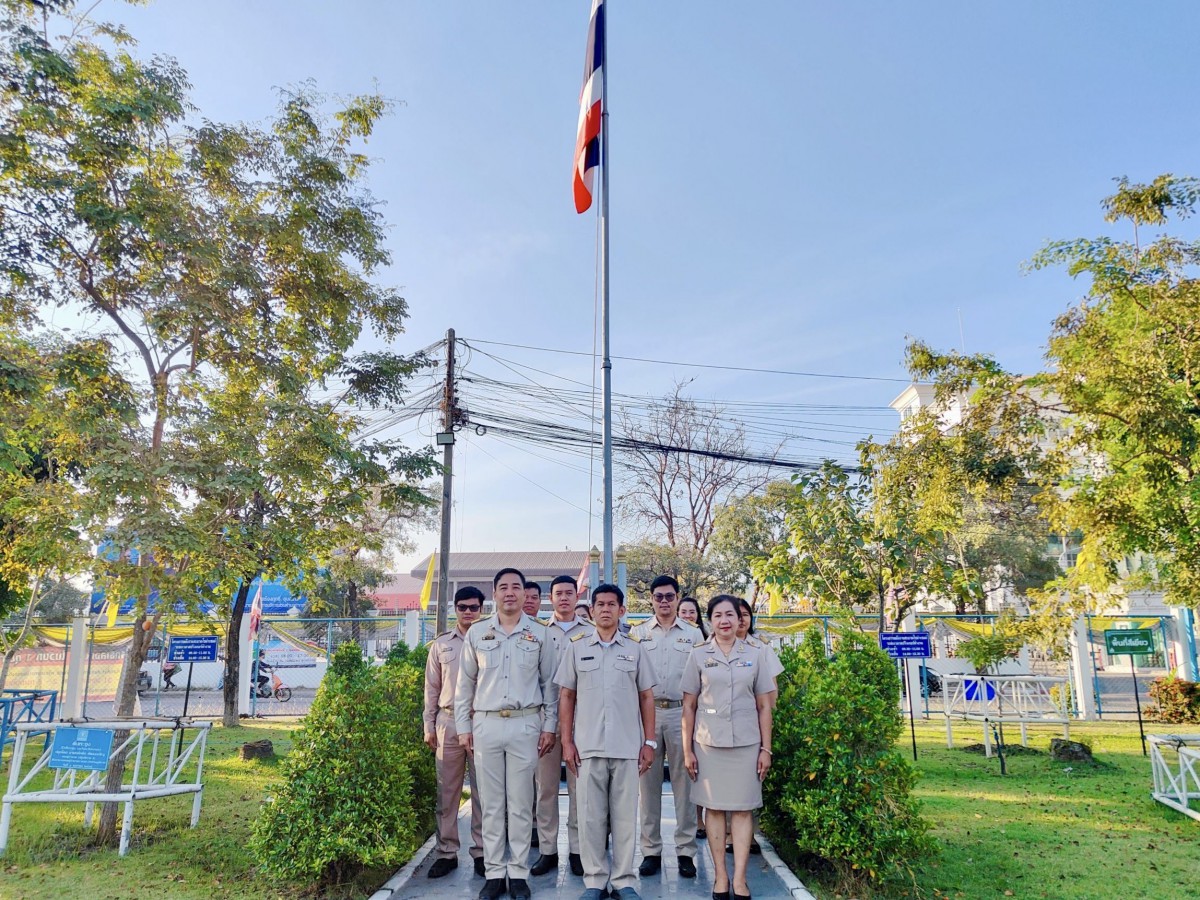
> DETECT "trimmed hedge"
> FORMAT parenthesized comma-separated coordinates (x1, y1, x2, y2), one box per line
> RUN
(762, 627, 936, 892)
(250, 641, 435, 887)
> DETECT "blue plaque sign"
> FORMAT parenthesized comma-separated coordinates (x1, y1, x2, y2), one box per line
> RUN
(167, 635, 220, 663)
(48, 727, 114, 771)
(878, 632, 933, 659)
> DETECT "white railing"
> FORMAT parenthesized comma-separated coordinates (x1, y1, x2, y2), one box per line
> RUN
(1149, 734, 1200, 823)
(0, 718, 211, 856)
(942, 674, 1071, 757)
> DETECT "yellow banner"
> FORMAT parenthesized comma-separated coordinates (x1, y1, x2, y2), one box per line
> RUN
(419, 553, 436, 611)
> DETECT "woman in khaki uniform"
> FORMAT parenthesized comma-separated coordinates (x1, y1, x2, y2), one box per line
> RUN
(681, 595, 775, 900)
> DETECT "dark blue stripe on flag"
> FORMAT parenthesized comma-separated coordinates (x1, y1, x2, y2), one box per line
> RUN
(584, 2, 605, 80)
(583, 137, 600, 169)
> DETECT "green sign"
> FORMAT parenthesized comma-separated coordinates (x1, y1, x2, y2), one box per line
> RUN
(1104, 629, 1154, 656)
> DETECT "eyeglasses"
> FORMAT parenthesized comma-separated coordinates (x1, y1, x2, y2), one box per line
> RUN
(456, 604, 482, 612)
(652, 592, 677, 602)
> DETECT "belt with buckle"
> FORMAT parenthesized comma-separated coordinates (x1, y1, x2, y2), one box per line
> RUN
(480, 706, 542, 718)
(654, 699, 683, 709)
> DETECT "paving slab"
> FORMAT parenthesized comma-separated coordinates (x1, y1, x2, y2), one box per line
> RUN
(375, 782, 807, 899)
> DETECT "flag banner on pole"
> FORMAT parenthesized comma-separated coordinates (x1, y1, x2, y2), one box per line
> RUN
(574, 0, 605, 213)
(419, 552, 437, 612)
(248, 582, 263, 641)
(104, 598, 119, 628)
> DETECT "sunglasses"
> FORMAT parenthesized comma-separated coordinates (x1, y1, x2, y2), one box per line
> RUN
(651, 593, 677, 602)
(456, 604, 482, 612)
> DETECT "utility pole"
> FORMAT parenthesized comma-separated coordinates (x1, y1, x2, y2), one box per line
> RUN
(435, 328, 457, 635)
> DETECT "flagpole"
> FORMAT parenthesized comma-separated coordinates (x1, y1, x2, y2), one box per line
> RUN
(599, 0, 614, 584)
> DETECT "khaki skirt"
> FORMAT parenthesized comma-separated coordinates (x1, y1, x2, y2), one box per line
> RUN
(693, 742, 761, 811)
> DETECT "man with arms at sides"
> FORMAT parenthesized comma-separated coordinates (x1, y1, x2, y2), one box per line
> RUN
(524, 580, 542, 617)
(424, 586, 486, 879)
(456, 568, 559, 900)
(629, 575, 703, 880)
(557, 584, 657, 900)
(530, 575, 593, 878)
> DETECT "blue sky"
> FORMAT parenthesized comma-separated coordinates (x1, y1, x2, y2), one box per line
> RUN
(99, 0, 1200, 574)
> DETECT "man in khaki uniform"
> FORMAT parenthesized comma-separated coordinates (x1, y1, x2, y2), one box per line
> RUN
(629, 575, 702, 879)
(456, 568, 559, 900)
(530, 575, 593, 878)
(424, 586, 486, 879)
(557, 583, 657, 900)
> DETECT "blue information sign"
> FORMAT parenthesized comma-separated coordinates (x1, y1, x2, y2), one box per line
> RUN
(167, 635, 220, 663)
(49, 727, 115, 771)
(878, 632, 933, 659)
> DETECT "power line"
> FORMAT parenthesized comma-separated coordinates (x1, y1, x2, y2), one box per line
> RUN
(461, 337, 914, 384)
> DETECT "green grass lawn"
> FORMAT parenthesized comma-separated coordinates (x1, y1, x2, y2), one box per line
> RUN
(804, 720, 1200, 900)
(4, 719, 1198, 900)
(0, 719, 388, 900)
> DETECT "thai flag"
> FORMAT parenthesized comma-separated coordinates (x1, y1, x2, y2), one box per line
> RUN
(574, 0, 604, 213)
(248, 582, 263, 641)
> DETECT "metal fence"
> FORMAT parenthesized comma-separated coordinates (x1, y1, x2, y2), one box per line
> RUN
(3, 609, 1197, 723)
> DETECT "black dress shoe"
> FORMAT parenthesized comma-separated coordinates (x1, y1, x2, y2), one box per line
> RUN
(638, 854, 661, 876)
(478, 878, 507, 900)
(749, 839, 761, 855)
(696, 826, 707, 839)
(508, 878, 531, 900)
(474, 857, 486, 877)
(677, 855, 697, 878)
(530, 852, 558, 876)
(569, 852, 584, 876)
(428, 857, 458, 878)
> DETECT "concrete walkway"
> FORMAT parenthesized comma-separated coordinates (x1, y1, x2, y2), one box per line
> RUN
(375, 783, 808, 900)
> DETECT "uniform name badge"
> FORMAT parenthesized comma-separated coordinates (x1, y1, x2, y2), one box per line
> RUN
(703, 660, 719, 668)
(734, 660, 754, 667)
(617, 654, 635, 662)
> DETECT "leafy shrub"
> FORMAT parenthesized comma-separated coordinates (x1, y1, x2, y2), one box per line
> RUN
(251, 641, 429, 886)
(1147, 673, 1200, 723)
(762, 627, 936, 892)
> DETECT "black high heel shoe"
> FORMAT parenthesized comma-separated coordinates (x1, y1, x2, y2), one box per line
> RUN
(733, 893, 751, 900)
(711, 891, 731, 900)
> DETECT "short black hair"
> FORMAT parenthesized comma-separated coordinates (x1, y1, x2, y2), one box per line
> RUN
(550, 574, 578, 590)
(706, 594, 742, 620)
(524, 580, 542, 596)
(649, 574, 680, 595)
(590, 582, 625, 606)
(494, 567, 526, 588)
(455, 586, 485, 605)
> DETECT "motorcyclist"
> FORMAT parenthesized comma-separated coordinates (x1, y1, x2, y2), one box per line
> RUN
(255, 649, 273, 696)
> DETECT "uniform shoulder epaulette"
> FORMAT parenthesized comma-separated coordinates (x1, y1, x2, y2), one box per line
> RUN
(537, 617, 550, 627)
(695, 638, 712, 647)
(745, 636, 763, 647)
(570, 631, 588, 642)
(626, 634, 641, 643)
(436, 628, 453, 638)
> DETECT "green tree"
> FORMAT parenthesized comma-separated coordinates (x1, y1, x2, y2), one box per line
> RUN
(754, 455, 950, 630)
(622, 539, 716, 606)
(708, 479, 792, 600)
(868, 402, 1059, 615)
(910, 174, 1200, 615)
(0, 1, 426, 841)
(0, 330, 132, 688)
